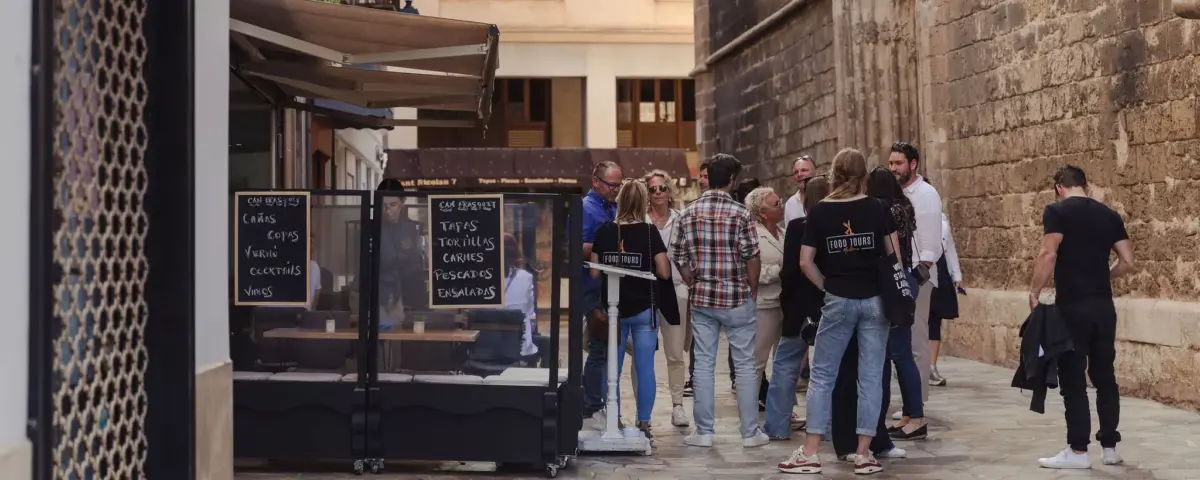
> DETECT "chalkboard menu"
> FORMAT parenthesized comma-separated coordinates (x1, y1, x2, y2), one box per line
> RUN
(426, 194, 505, 309)
(234, 192, 311, 306)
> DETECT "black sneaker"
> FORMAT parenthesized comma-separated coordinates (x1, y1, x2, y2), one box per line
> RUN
(889, 424, 927, 441)
(683, 381, 694, 398)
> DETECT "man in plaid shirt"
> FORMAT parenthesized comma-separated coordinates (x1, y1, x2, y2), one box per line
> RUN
(671, 153, 767, 448)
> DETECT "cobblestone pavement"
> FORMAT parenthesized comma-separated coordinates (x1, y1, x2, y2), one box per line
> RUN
(237, 349, 1200, 480)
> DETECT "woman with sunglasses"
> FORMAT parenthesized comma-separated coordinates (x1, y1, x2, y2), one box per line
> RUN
(635, 169, 692, 428)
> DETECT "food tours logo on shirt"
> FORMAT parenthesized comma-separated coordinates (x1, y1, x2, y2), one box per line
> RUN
(602, 238, 644, 269)
(826, 221, 876, 254)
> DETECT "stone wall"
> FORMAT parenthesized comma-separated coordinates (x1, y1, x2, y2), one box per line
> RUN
(926, 0, 1200, 409)
(696, 0, 1200, 408)
(696, 0, 839, 195)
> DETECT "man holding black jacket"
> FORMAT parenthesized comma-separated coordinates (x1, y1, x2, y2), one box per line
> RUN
(1028, 165, 1135, 469)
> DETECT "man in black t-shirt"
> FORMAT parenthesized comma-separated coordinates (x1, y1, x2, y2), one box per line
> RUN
(1028, 165, 1135, 470)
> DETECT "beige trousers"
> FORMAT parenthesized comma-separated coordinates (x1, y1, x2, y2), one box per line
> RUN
(911, 281, 933, 402)
(628, 283, 691, 405)
(755, 306, 783, 388)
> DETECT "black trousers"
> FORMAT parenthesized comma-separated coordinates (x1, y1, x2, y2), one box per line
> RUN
(831, 333, 892, 457)
(1058, 298, 1121, 452)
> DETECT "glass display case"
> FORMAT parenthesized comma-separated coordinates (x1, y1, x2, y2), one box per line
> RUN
(230, 189, 582, 477)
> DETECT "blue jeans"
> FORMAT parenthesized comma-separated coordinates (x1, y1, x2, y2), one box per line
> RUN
(581, 290, 606, 417)
(606, 308, 658, 423)
(692, 300, 760, 438)
(804, 293, 889, 437)
(885, 323, 924, 419)
(831, 332, 895, 456)
(763, 335, 808, 438)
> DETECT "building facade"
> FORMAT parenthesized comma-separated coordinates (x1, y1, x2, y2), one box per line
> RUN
(387, 0, 700, 163)
(695, 0, 1200, 407)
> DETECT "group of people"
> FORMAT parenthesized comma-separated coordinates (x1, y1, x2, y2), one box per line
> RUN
(579, 144, 1134, 474)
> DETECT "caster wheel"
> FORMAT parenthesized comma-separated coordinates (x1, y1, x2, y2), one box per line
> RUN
(352, 460, 365, 475)
(545, 464, 558, 478)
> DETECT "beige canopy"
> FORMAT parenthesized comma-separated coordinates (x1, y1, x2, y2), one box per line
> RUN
(230, 0, 498, 128)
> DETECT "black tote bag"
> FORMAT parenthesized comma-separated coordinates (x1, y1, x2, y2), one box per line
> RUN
(876, 201, 917, 327)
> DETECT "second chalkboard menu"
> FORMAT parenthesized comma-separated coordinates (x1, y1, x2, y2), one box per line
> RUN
(234, 191, 311, 306)
(426, 194, 505, 309)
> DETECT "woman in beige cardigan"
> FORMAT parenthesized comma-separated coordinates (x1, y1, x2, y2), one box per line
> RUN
(744, 186, 786, 409)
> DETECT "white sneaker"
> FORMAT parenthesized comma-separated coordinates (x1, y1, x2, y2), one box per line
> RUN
(892, 410, 903, 421)
(1102, 448, 1124, 465)
(838, 453, 857, 462)
(854, 454, 883, 475)
(877, 447, 907, 458)
(778, 447, 822, 474)
(683, 432, 713, 447)
(671, 405, 690, 427)
(1038, 447, 1091, 469)
(743, 429, 770, 448)
(581, 410, 605, 431)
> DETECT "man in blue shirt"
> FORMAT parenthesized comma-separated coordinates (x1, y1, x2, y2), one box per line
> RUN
(581, 160, 623, 420)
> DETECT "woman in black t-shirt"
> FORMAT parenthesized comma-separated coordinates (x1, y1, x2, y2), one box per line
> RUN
(866, 167, 927, 440)
(590, 180, 671, 437)
(777, 148, 902, 476)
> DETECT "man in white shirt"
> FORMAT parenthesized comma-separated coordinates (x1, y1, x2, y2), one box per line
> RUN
(783, 155, 816, 224)
(888, 142, 943, 403)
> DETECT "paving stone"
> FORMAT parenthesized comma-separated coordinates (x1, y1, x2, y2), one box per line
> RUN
(236, 349, 1200, 480)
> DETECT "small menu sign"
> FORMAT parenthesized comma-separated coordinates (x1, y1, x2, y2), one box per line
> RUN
(234, 192, 311, 306)
(426, 194, 505, 309)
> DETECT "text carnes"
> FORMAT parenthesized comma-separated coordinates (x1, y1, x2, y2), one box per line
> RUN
(427, 195, 505, 308)
(234, 192, 311, 306)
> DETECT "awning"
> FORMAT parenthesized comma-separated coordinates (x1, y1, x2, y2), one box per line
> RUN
(230, 0, 499, 128)
(384, 148, 692, 189)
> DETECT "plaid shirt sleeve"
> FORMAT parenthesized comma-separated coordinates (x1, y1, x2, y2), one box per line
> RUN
(737, 211, 759, 261)
(671, 211, 692, 267)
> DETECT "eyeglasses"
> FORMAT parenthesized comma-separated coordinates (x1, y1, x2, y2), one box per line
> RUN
(594, 176, 621, 188)
(648, 185, 669, 193)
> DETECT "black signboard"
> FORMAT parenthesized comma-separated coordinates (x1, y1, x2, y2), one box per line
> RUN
(234, 192, 311, 306)
(426, 194, 505, 308)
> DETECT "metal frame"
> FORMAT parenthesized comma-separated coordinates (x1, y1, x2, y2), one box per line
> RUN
(28, 0, 56, 476)
(229, 19, 487, 72)
(29, 0, 200, 476)
(144, 0, 198, 476)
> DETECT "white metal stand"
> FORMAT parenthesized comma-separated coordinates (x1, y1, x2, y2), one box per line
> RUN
(577, 262, 654, 455)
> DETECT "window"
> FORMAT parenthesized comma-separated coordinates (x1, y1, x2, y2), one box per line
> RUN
(499, 78, 552, 147)
(616, 79, 697, 150)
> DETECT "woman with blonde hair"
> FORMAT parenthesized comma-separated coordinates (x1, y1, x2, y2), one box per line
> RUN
(777, 148, 902, 476)
(590, 179, 678, 437)
(764, 175, 830, 439)
(743, 186, 786, 412)
(633, 169, 693, 427)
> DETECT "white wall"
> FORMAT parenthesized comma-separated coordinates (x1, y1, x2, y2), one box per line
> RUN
(386, 108, 418, 150)
(195, 0, 230, 372)
(0, 0, 31, 456)
(336, 128, 386, 189)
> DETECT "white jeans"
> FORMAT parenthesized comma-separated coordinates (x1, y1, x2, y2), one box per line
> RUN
(911, 281, 933, 402)
(754, 306, 783, 389)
